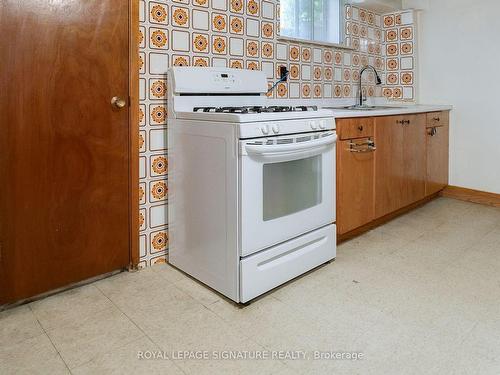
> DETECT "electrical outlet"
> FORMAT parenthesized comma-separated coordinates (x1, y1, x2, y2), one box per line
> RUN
(279, 66, 288, 82)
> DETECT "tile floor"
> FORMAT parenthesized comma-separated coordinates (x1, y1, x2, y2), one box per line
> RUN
(1, 197, 500, 375)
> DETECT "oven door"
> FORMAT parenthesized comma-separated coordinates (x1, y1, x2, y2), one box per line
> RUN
(240, 131, 336, 256)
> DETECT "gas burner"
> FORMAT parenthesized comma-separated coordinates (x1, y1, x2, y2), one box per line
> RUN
(193, 105, 318, 114)
(294, 105, 318, 112)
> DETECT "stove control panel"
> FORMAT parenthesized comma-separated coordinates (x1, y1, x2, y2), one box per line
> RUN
(212, 72, 237, 85)
(240, 117, 336, 139)
(171, 67, 267, 94)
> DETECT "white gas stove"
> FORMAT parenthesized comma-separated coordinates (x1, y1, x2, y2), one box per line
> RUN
(168, 67, 337, 303)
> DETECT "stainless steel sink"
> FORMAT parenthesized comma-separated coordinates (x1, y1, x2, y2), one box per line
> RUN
(324, 105, 405, 111)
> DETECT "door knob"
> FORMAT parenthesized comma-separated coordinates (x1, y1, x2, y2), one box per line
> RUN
(111, 96, 127, 109)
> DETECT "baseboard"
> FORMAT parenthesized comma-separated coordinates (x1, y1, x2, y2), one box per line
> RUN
(441, 185, 500, 208)
(337, 193, 440, 243)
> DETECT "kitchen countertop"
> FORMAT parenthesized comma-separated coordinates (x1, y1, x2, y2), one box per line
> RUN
(321, 104, 452, 118)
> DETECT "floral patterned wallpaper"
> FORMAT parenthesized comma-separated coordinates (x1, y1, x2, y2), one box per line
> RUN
(137, 0, 417, 267)
(381, 10, 417, 101)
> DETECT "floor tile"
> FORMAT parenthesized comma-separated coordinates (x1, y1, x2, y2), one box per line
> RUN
(46, 306, 144, 369)
(71, 336, 183, 375)
(173, 277, 222, 306)
(3, 197, 499, 375)
(151, 263, 186, 283)
(119, 283, 201, 325)
(95, 268, 176, 313)
(0, 333, 69, 375)
(141, 303, 249, 354)
(174, 338, 292, 375)
(29, 285, 113, 331)
(0, 305, 44, 346)
(207, 296, 291, 336)
(457, 319, 500, 361)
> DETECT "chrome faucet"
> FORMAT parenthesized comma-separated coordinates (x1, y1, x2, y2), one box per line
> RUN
(358, 65, 382, 107)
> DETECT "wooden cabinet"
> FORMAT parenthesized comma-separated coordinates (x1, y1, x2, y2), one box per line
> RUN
(373, 115, 405, 217)
(374, 114, 426, 218)
(426, 112, 449, 195)
(336, 111, 449, 238)
(337, 137, 375, 235)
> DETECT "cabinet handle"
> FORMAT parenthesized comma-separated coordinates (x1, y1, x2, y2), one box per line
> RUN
(358, 125, 364, 131)
(348, 145, 376, 153)
(427, 127, 437, 136)
(397, 120, 411, 125)
(433, 117, 440, 122)
(348, 140, 375, 147)
(348, 139, 376, 152)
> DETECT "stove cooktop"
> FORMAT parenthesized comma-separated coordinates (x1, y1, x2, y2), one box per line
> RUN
(176, 104, 334, 125)
(193, 105, 318, 114)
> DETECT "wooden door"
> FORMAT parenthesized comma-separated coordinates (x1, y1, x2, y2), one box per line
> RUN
(374, 115, 405, 218)
(337, 138, 375, 235)
(426, 122, 449, 196)
(402, 114, 426, 205)
(0, 0, 134, 304)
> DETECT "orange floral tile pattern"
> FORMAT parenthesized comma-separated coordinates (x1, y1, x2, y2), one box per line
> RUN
(382, 10, 416, 101)
(139, 1, 416, 266)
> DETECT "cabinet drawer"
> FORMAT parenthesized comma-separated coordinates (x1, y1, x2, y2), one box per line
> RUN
(337, 117, 374, 140)
(427, 111, 449, 128)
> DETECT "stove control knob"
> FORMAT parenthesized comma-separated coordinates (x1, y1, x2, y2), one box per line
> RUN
(260, 125, 270, 135)
(319, 120, 326, 129)
(272, 124, 280, 134)
(309, 121, 318, 130)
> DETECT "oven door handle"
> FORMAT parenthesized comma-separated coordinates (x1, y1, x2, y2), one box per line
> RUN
(245, 133, 337, 156)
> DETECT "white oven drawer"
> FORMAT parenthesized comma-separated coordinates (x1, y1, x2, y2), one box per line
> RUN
(239, 224, 336, 303)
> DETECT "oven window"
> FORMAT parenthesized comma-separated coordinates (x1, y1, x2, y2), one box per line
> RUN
(263, 155, 322, 221)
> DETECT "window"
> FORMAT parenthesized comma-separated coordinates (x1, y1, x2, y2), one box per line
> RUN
(263, 156, 322, 221)
(280, 0, 344, 45)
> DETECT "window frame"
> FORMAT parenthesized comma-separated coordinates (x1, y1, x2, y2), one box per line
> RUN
(277, 0, 354, 50)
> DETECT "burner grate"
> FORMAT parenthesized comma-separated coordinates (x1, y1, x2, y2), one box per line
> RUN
(193, 105, 318, 114)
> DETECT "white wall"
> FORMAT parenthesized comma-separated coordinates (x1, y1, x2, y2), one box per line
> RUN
(417, 0, 500, 193)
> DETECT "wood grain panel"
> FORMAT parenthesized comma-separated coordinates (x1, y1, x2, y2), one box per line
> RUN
(403, 114, 426, 205)
(337, 138, 375, 235)
(336, 117, 374, 140)
(426, 122, 449, 196)
(426, 111, 449, 128)
(374, 114, 426, 218)
(0, 0, 131, 304)
(374, 115, 405, 218)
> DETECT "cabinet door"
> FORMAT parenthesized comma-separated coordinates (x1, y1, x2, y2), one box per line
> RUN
(337, 138, 375, 235)
(402, 114, 426, 205)
(374, 116, 405, 218)
(426, 123, 449, 195)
